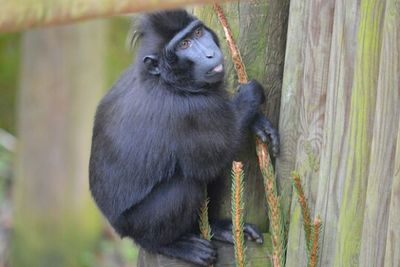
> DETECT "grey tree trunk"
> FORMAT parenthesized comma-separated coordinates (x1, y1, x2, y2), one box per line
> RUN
(11, 21, 108, 267)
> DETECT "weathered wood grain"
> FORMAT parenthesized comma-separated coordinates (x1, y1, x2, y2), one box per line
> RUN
(283, 0, 335, 266)
(333, 0, 386, 265)
(358, 0, 400, 265)
(275, 0, 309, 240)
(385, 120, 400, 267)
(382, 1, 400, 266)
(281, 0, 399, 265)
(313, 0, 360, 265)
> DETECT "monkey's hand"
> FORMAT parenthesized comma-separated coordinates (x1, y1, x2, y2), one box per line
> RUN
(210, 220, 263, 245)
(251, 113, 280, 157)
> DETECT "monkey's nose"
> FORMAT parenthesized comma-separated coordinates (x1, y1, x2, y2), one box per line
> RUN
(205, 50, 215, 58)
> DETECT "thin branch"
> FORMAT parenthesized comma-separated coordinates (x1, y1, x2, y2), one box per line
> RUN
(0, 0, 229, 33)
(213, 3, 248, 84)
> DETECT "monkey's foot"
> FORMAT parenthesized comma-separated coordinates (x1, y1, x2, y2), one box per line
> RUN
(251, 113, 280, 157)
(156, 234, 217, 266)
(211, 220, 264, 244)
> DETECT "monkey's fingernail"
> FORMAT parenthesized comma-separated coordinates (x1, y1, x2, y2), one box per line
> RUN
(260, 135, 267, 142)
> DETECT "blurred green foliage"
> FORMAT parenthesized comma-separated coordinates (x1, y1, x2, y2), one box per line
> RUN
(0, 145, 12, 202)
(0, 16, 139, 267)
(105, 16, 135, 89)
(82, 237, 138, 267)
(0, 33, 20, 134)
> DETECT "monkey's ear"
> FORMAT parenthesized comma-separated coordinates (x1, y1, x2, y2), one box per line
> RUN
(143, 55, 161, 75)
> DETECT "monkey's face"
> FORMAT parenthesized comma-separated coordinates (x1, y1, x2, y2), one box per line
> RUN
(173, 23, 225, 84)
(142, 18, 225, 86)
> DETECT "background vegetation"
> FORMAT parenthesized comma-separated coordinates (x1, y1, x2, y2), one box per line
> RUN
(0, 16, 138, 267)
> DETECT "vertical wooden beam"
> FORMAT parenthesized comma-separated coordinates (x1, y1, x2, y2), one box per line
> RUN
(282, 0, 335, 266)
(313, 0, 360, 265)
(275, 0, 309, 225)
(385, 120, 400, 267)
(333, 0, 386, 265)
(360, 0, 400, 265)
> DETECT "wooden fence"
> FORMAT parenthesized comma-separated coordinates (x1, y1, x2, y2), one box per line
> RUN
(277, 0, 399, 266)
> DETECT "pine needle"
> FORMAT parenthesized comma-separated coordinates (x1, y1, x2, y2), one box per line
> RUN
(199, 195, 212, 241)
(199, 191, 213, 267)
(292, 171, 312, 254)
(256, 139, 285, 267)
(308, 216, 322, 267)
(231, 161, 247, 267)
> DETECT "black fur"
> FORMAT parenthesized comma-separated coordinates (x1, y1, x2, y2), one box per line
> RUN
(89, 10, 278, 266)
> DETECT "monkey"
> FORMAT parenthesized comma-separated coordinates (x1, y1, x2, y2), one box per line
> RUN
(89, 10, 279, 266)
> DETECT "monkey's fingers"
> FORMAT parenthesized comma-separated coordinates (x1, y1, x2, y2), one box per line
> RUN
(243, 223, 264, 244)
(264, 125, 280, 157)
(211, 229, 235, 244)
(253, 126, 268, 143)
(181, 234, 217, 250)
(252, 114, 280, 157)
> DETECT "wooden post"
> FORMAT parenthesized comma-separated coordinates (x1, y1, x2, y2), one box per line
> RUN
(358, 0, 399, 265)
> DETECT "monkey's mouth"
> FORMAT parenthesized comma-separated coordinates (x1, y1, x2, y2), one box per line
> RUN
(206, 64, 224, 75)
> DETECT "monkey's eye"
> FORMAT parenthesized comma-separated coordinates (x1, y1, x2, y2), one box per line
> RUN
(179, 39, 191, 49)
(194, 27, 204, 38)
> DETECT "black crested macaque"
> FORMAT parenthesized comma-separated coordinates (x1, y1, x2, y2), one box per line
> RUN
(89, 10, 279, 266)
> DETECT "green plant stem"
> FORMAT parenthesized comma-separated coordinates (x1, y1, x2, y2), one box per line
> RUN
(231, 161, 247, 267)
(292, 171, 312, 254)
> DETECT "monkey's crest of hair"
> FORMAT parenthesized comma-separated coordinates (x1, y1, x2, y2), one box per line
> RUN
(143, 10, 195, 39)
(139, 10, 196, 52)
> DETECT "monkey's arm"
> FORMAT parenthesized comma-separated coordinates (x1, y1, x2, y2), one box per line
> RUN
(232, 79, 280, 157)
(232, 79, 265, 128)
